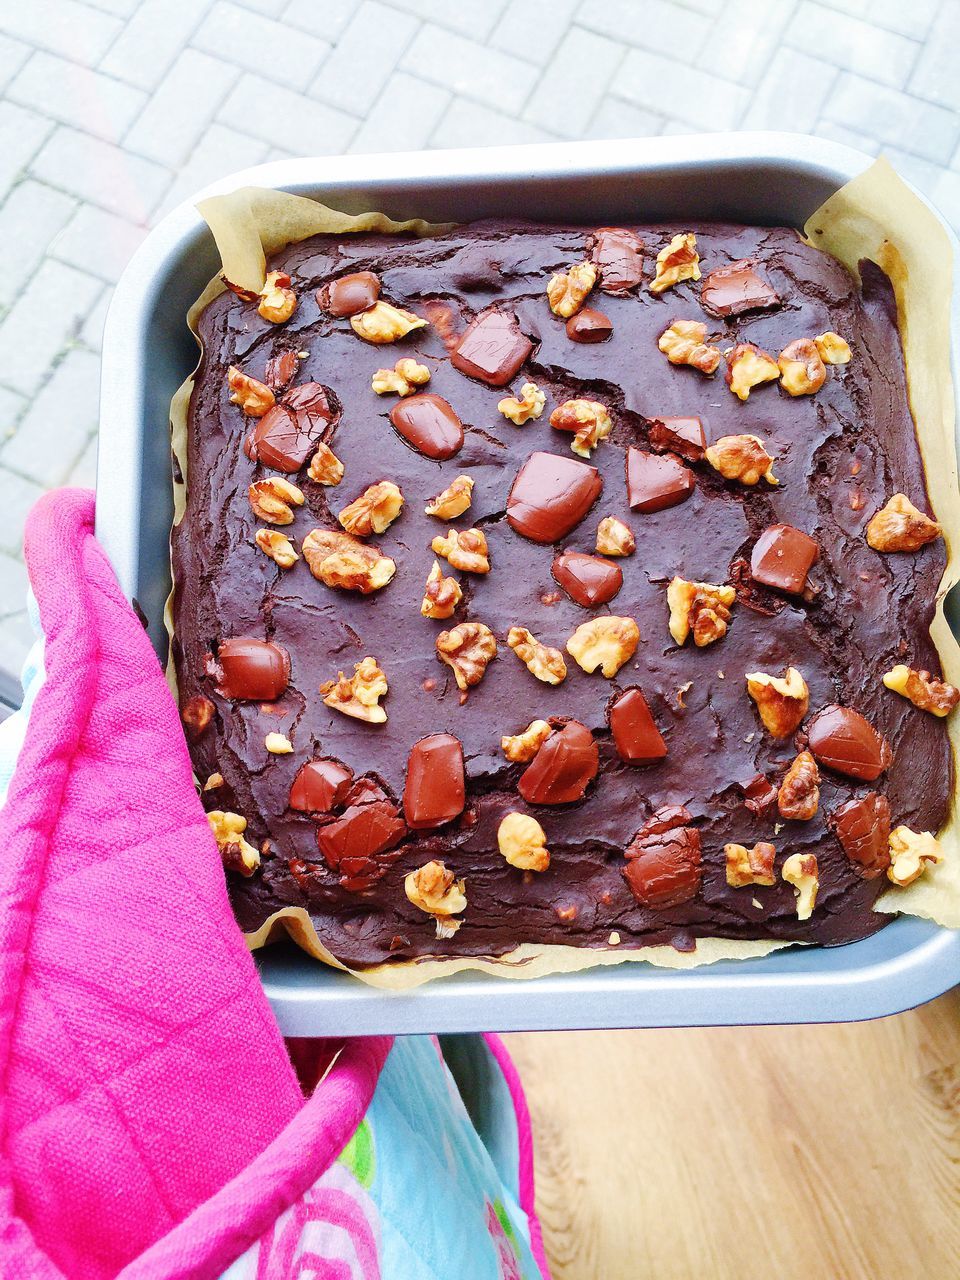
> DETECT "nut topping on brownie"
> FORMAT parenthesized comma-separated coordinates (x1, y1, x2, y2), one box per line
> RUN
(498, 381, 546, 424)
(882, 665, 960, 716)
(550, 398, 612, 458)
(723, 342, 779, 399)
(658, 320, 721, 374)
(546, 260, 597, 318)
(866, 494, 941, 552)
(649, 233, 700, 295)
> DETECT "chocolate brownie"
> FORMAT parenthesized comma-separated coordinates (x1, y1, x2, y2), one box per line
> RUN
(173, 218, 954, 967)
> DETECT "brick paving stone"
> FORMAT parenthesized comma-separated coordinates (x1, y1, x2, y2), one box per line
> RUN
(7, 52, 147, 144)
(0, 469, 45, 557)
(194, 1, 331, 91)
(30, 127, 170, 223)
(401, 24, 534, 115)
(153, 123, 270, 219)
(587, 96, 664, 141)
(577, 0, 710, 59)
(384, 0, 508, 40)
(1, 0, 121, 63)
(524, 25, 626, 137)
(783, 3, 920, 90)
(429, 98, 558, 150)
(0, 181, 76, 310)
(695, 0, 796, 88)
(79, 287, 112, 353)
(740, 47, 838, 133)
(123, 49, 239, 169)
(822, 74, 960, 167)
(0, 102, 54, 198)
(0, 259, 101, 397)
(822, 0, 940, 40)
(66, 429, 100, 491)
(909, 4, 960, 115)
(0, 552, 28, 619)
(99, 0, 212, 92)
(219, 73, 358, 153)
(81, 0, 145, 16)
(611, 46, 749, 132)
(0, 384, 27, 447)
(0, 32, 31, 91)
(349, 71, 450, 154)
(310, 1, 418, 117)
(925, 169, 960, 235)
(233, 0, 288, 15)
(812, 120, 881, 156)
(282, 0, 356, 42)
(51, 204, 148, 284)
(0, 348, 101, 485)
(489, 0, 579, 66)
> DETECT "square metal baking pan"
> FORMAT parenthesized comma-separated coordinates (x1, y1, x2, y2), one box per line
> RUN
(96, 132, 960, 1035)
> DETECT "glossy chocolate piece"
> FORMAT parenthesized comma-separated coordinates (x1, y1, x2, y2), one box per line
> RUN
(318, 271, 380, 317)
(403, 733, 466, 829)
(250, 382, 336, 471)
(740, 773, 778, 815)
(623, 806, 701, 908)
(565, 308, 612, 343)
(700, 258, 779, 317)
(806, 705, 893, 781)
(609, 688, 667, 764)
(830, 792, 891, 880)
(647, 416, 705, 462)
(751, 524, 819, 595)
(551, 551, 622, 607)
(626, 447, 694, 513)
(389, 393, 464, 460)
(518, 720, 599, 805)
(451, 308, 533, 386)
(212, 637, 290, 701)
(317, 799, 406, 886)
(507, 451, 603, 543)
(264, 350, 298, 390)
(588, 226, 644, 293)
(290, 758, 354, 813)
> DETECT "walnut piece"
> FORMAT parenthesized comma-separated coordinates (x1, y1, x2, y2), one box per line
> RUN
(882, 664, 960, 717)
(777, 751, 820, 821)
(431, 527, 490, 574)
(566, 615, 639, 677)
(498, 812, 550, 872)
(549, 398, 613, 458)
(649, 232, 700, 294)
(350, 300, 427, 344)
(255, 528, 298, 568)
(436, 622, 497, 691)
(308, 441, 345, 486)
(182, 694, 215, 738)
(724, 342, 780, 400)
(424, 475, 474, 519)
(258, 271, 297, 324)
(203, 772, 223, 792)
(302, 528, 396, 593)
(227, 365, 276, 417)
(547, 260, 597, 318)
(596, 516, 635, 556)
(657, 319, 721, 374)
(778, 338, 827, 396)
(501, 719, 552, 763)
(782, 852, 819, 920)
(866, 494, 941, 552)
(705, 433, 777, 485)
(745, 666, 810, 737)
(264, 731, 293, 754)
(887, 826, 944, 887)
(498, 382, 547, 425)
(248, 476, 305, 525)
(371, 358, 431, 396)
(207, 810, 260, 876)
(815, 331, 852, 364)
(420, 560, 462, 619)
(320, 656, 388, 723)
(338, 480, 404, 536)
(725, 841, 777, 888)
(667, 577, 735, 647)
(405, 861, 467, 937)
(507, 626, 567, 685)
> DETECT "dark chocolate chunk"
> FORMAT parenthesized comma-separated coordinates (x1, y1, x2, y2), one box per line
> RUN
(751, 525, 819, 595)
(565, 307, 612, 343)
(211, 637, 290, 701)
(609, 688, 667, 764)
(317, 799, 406, 890)
(830, 792, 891, 880)
(518, 720, 598, 805)
(290, 758, 354, 813)
(588, 226, 644, 293)
(318, 271, 380, 317)
(551, 551, 622, 607)
(806, 705, 893, 781)
(250, 383, 336, 471)
(389, 393, 464, 460)
(403, 733, 466, 829)
(623, 806, 701, 908)
(264, 350, 298, 390)
(626, 447, 694, 513)
(451, 308, 533, 386)
(647, 416, 705, 462)
(700, 258, 779, 317)
(507, 451, 603, 543)
(740, 773, 778, 815)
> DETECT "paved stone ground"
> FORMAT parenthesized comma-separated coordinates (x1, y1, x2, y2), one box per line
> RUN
(1, 0, 959, 676)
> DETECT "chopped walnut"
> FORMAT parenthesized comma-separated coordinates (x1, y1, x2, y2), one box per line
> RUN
(778, 338, 827, 396)
(725, 841, 777, 888)
(866, 494, 941, 552)
(405, 861, 467, 937)
(649, 232, 700, 294)
(203, 772, 223, 792)
(371, 358, 431, 396)
(704, 433, 777, 486)
(264, 731, 293, 754)
(436, 622, 497, 691)
(431, 527, 490, 574)
(498, 812, 550, 872)
(566, 615, 639, 677)
(338, 481, 404, 536)
(320, 656, 388, 723)
(227, 365, 276, 417)
(258, 271, 297, 324)
(255, 528, 298, 568)
(745, 667, 809, 738)
(549, 398, 613, 458)
(657, 319, 721, 374)
(777, 751, 820, 821)
(547, 260, 597, 318)
(424, 475, 474, 519)
(302, 528, 396, 593)
(182, 694, 215, 738)
(308, 441, 345, 486)
(207, 810, 260, 876)
(501, 719, 552, 763)
(420, 560, 462, 619)
(815, 331, 852, 364)
(350, 300, 427, 344)
(248, 476, 305, 525)
(782, 852, 819, 920)
(596, 516, 635, 556)
(507, 626, 567, 685)
(498, 382, 547, 425)
(667, 577, 735, 647)
(882, 664, 960, 717)
(724, 342, 780, 400)
(887, 826, 944, 887)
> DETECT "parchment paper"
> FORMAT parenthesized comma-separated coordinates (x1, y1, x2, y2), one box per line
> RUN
(168, 161, 960, 987)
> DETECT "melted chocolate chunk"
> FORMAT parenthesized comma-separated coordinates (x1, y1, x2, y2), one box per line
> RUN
(290, 758, 354, 813)
(403, 733, 466, 829)
(806, 705, 893, 782)
(588, 226, 644, 293)
(623, 806, 701, 908)
(740, 773, 778, 815)
(626, 447, 694, 512)
(551, 551, 622, 607)
(609, 688, 667, 764)
(389, 393, 464, 460)
(830, 792, 891, 880)
(451, 308, 533, 386)
(700, 258, 779, 317)
(318, 271, 380, 317)
(566, 308, 612, 343)
(250, 383, 336, 471)
(518, 720, 599, 805)
(750, 524, 819, 595)
(317, 798, 406, 887)
(210, 637, 289, 701)
(647, 416, 705, 462)
(507, 451, 603, 543)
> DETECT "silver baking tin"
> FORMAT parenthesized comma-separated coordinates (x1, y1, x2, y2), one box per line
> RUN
(97, 133, 960, 1035)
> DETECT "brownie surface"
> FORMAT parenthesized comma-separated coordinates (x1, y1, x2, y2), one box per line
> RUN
(173, 218, 951, 966)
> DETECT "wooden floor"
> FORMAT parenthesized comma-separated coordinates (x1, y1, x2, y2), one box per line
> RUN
(505, 989, 960, 1280)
